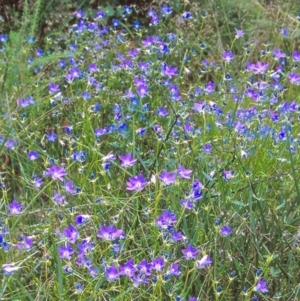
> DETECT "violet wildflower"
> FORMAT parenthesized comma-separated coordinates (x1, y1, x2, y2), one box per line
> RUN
(235, 29, 244, 39)
(119, 258, 135, 277)
(193, 101, 206, 113)
(106, 265, 119, 282)
(136, 127, 146, 135)
(220, 225, 232, 237)
(166, 263, 181, 277)
(171, 231, 186, 242)
(247, 61, 269, 74)
(97, 225, 125, 241)
(254, 278, 268, 293)
(161, 63, 178, 78)
(273, 49, 286, 60)
(136, 84, 149, 98)
(182, 11, 192, 19)
(28, 150, 39, 161)
(223, 50, 234, 63)
(119, 153, 137, 167)
(223, 170, 234, 181)
(159, 170, 176, 185)
(137, 259, 152, 276)
(156, 210, 177, 230)
(58, 243, 74, 260)
(180, 199, 194, 210)
(102, 151, 115, 162)
(288, 72, 300, 85)
(126, 174, 148, 191)
(3, 264, 20, 275)
(63, 224, 79, 243)
(177, 164, 192, 179)
(132, 273, 149, 287)
(182, 244, 199, 260)
(196, 255, 212, 268)
(203, 143, 212, 153)
(151, 257, 165, 272)
(64, 180, 76, 194)
(292, 50, 300, 62)
(48, 83, 60, 94)
(75, 214, 90, 225)
(32, 176, 43, 189)
(46, 131, 58, 142)
(46, 164, 67, 181)
(157, 107, 168, 117)
(53, 191, 67, 205)
(15, 236, 33, 251)
(7, 200, 23, 215)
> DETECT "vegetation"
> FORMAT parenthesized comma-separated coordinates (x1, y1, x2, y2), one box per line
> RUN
(0, 0, 300, 300)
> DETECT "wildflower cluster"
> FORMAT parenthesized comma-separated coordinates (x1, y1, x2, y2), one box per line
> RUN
(1, 2, 300, 300)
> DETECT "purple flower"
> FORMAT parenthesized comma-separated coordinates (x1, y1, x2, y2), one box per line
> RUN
(273, 49, 286, 60)
(136, 128, 146, 135)
(46, 164, 67, 181)
(235, 28, 244, 39)
(193, 101, 206, 113)
(171, 231, 186, 242)
(157, 107, 168, 117)
(15, 236, 33, 251)
(53, 191, 67, 205)
(180, 199, 194, 210)
(204, 81, 215, 94)
(136, 84, 149, 98)
(161, 63, 178, 78)
(58, 243, 74, 260)
(75, 215, 90, 225)
(223, 50, 234, 63)
(254, 278, 268, 293)
(64, 180, 76, 194)
(220, 225, 232, 237)
(2, 264, 20, 275)
(151, 257, 165, 272)
(119, 258, 135, 277)
(182, 11, 192, 19)
(177, 164, 192, 179)
(32, 176, 43, 189)
(247, 61, 269, 74)
(288, 72, 300, 85)
(203, 143, 212, 153)
(28, 150, 39, 161)
(156, 210, 177, 230)
(196, 255, 212, 268)
(126, 174, 148, 191)
(46, 131, 58, 142)
(182, 244, 199, 260)
(74, 10, 84, 18)
(102, 151, 115, 162)
(97, 225, 125, 241)
(132, 273, 149, 287)
(137, 259, 152, 276)
(48, 83, 60, 94)
(166, 263, 181, 277)
(119, 153, 137, 167)
(7, 200, 23, 215)
(106, 265, 119, 282)
(223, 170, 234, 181)
(158, 170, 176, 185)
(292, 50, 300, 62)
(63, 224, 79, 243)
